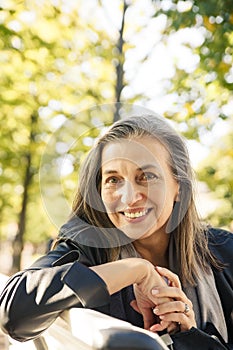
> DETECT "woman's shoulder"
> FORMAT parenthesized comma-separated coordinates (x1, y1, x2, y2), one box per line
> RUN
(207, 226, 233, 243)
(57, 216, 110, 265)
(207, 226, 233, 265)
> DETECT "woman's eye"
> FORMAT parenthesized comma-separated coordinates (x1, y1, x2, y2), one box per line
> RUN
(139, 172, 158, 182)
(105, 176, 121, 187)
(108, 177, 119, 183)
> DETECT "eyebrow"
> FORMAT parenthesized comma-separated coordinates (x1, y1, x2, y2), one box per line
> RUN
(102, 164, 160, 175)
(139, 164, 160, 171)
(102, 170, 118, 175)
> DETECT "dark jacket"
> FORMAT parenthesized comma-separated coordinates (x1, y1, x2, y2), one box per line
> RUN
(0, 219, 232, 350)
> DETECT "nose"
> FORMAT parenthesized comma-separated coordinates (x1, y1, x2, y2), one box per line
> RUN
(118, 180, 144, 205)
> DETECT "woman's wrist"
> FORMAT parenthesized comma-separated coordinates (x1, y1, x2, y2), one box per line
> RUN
(133, 258, 154, 285)
(90, 258, 153, 295)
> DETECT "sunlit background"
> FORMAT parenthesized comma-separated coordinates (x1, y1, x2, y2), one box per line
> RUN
(0, 0, 233, 276)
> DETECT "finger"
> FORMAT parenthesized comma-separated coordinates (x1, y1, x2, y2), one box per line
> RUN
(153, 300, 193, 316)
(167, 322, 180, 334)
(159, 312, 196, 331)
(149, 320, 170, 332)
(151, 286, 186, 301)
(155, 266, 181, 288)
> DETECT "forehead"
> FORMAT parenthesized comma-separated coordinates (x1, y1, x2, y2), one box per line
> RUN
(101, 137, 170, 169)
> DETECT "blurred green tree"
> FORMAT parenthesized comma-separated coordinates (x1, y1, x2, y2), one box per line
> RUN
(153, 0, 233, 137)
(0, 1, 117, 272)
(152, 0, 233, 227)
(0, 0, 233, 273)
(197, 130, 233, 228)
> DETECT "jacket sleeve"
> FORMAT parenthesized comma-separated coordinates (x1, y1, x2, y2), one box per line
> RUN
(171, 326, 232, 350)
(0, 242, 110, 342)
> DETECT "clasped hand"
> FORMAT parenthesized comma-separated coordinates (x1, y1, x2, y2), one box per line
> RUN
(131, 264, 196, 334)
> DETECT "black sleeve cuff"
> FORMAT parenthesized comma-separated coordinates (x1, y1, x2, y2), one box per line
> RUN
(171, 327, 228, 350)
(61, 261, 110, 308)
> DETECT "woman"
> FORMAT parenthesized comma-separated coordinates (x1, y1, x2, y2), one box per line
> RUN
(0, 114, 232, 349)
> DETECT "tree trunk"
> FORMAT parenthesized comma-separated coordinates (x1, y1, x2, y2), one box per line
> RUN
(11, 153, 31, 273)
(11, 114, 37, 273)
(113, 0, 128, 122)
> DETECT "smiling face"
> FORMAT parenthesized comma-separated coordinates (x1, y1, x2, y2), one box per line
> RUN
(101, 136, 179, 241)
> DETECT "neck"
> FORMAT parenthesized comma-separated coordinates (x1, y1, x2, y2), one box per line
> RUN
(133, 231, 170, 268)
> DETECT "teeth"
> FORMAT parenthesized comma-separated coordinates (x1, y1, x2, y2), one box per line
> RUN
(124, 209, 148, 218)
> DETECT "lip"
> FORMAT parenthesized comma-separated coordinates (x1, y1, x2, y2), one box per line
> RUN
(119, 208, 153, 223)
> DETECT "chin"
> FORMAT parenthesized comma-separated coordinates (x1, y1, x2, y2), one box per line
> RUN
(121, 228, 151, 241)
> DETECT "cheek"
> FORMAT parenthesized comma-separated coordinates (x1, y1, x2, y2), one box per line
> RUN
(149, 184, 166, 203)
(148, 183, 174, 218)
(101, 189, 119, 212)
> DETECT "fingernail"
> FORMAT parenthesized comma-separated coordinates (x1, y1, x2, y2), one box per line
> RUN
(151, 289, 159, 295)
(159, 315, 164, 319)
(153, 308, 159, 314)
(156, 266, 163, 270)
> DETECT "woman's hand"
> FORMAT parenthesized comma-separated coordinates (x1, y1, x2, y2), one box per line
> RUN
(130, 261, 174, 331)
(91, 258, 177, 331)
(149, 266, 197, 333)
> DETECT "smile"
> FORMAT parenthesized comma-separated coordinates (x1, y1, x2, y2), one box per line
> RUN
(121, 208, 152, 219)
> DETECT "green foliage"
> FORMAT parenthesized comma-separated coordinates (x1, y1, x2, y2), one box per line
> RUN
(153, 0, 233, 138)
(0, 0, 232, 257)
(149, 0, 233, 229)
(0, 0, 116, 246)
(197, 131, 233, 228)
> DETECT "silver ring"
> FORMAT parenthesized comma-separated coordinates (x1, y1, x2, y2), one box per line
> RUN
(183, 303, 190, 314)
